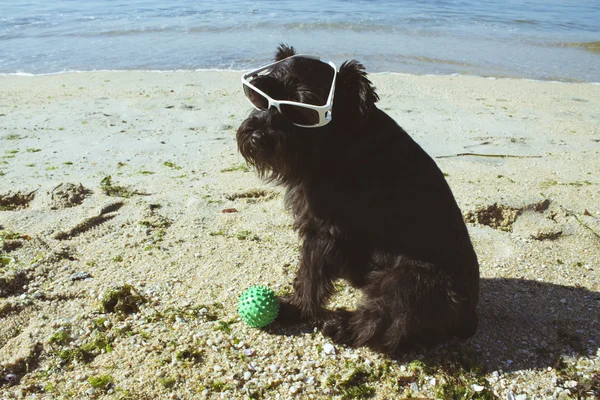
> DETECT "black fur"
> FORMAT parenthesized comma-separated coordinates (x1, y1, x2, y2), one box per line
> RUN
(237, 45, 479, 354)
(274, 43, 296, 61)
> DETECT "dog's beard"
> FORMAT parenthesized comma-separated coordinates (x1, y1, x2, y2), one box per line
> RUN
(237, 125, 277, 178)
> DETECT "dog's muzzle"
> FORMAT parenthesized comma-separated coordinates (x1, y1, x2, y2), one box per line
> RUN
(236, 117, 277, 164)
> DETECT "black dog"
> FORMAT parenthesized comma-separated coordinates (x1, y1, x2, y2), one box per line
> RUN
(237, 44, 479, 354)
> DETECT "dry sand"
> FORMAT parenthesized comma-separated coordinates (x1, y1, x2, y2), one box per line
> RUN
(1, 71, 599, 399)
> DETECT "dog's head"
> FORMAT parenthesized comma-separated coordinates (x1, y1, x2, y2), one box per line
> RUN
(236, 44, 379, 183)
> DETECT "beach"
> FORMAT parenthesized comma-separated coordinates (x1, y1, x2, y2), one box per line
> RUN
(1, 71, 599, 398)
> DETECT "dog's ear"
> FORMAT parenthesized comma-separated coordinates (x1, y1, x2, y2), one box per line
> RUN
(275, 44, 296, 61)
(333, 60, 379, 123)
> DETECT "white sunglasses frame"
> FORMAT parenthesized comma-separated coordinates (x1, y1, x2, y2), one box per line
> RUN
(241, 54, 337, 128)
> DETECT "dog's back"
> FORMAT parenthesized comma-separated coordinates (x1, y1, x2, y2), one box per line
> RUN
(288, 105, 479, 339)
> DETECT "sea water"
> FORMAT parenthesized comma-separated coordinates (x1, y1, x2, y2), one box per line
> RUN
(1, 0, 598, 81)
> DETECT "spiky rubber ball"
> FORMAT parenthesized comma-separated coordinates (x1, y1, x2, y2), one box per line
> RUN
(238, 285, 279, 328)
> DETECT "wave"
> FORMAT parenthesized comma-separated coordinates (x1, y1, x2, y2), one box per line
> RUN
(1, 68, 596, 85)
(560, 41, 600, 54)
(0, 68, 240, 77)
(0, 21, 425, 39)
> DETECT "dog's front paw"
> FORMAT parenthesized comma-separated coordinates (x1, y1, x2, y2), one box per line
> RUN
(322, 309, 354, 346)
(275, 296, 305, 325)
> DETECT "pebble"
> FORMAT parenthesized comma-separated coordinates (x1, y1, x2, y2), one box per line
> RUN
(267, 364, 278, 373)
(70, 271, 92, 281)
(564, 380, 578, 388)
(472, 384, 484, 392)
(323, 343, 335, 355)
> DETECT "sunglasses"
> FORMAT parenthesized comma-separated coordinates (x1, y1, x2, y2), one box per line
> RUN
(241, 55, 337, 128)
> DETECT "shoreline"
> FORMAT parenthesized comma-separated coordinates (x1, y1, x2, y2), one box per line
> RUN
(1, 71, 599, 398)
(1, 69, 599, 85)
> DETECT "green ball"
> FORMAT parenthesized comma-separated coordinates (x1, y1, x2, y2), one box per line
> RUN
(238, 285, 279, 328)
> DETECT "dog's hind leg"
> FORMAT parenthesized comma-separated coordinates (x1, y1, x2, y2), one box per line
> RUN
(322, 260, 478, 353)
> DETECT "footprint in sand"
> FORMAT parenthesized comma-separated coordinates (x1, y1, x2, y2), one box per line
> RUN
(464, 199, 565, 240)
(0, 190, 36, 211)
(53, 201, 125, 240)
(47, 182, 92, 210)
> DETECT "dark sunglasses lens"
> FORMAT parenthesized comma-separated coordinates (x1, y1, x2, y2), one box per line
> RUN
(243, 84, 268, 109)
(280, 104, 320, 126)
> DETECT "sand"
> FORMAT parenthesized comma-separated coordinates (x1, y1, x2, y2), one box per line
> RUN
(1, 71, 599, 399)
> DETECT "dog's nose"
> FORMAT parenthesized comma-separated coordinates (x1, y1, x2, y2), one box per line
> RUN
(250, 131, 263, 145)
